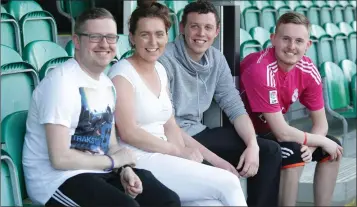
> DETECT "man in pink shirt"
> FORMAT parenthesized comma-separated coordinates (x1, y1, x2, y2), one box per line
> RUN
(240, 12, 343, 206)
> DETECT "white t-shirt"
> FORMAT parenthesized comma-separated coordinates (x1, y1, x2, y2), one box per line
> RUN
(22, 58, 116, 205)
(107, 59, 172, 154)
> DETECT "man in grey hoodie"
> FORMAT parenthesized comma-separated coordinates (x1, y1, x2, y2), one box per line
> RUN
(158, 1, 282, 206)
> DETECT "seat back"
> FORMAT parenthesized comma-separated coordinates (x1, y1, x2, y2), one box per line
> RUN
(117, 34, 132, 60)
(269, 1, 291, 18)
(1, 62, 38, 121)
(0, 13, 21, 54)
(6, 0, 42, 21)
(1, 150, 22, 206)
(320, 61, 350, 110)
(324, 23, 349, 63)
(1, 5, 7, 13)
(241, 2, 260, 31)
(352, 21, 356, 31)
(339, 59, 357, 82)
(0, 45, 23, 66)
(240, 28, 253, 44)
(240, 40, 262, 60)
(300, 1, 320, 25)
(65, 39, 75, 57)
(20, 11, 58, 48)
(311, 24, 335, 64)
(328, 2, 345, 24)
(39, 57, 72, 80)
(249, 26, 271, 48)
(254, 1, 277, 30)
(165, 1, 188, 14)
(1, 111, 28, 199)
(306, 37, 319, 65)
(338, 21, 355, 36)
(22, 40, 68, 71)
(315, 1, 333, 25)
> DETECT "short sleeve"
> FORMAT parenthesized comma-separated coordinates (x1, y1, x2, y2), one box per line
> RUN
(35, 74, 77, 128)
(299, 79, 324, 111)
(241, 63, 281, 113)
(107, 59, 136, 87)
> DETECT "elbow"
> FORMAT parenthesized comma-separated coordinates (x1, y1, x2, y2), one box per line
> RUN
(50, 155, 68, 170)
(273, 126, 292, 142)
(274, 131, 290, 142)
(117, 126, 136, 143)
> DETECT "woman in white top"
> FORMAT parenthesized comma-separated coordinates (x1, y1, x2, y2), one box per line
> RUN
(108, 1, 247, 206)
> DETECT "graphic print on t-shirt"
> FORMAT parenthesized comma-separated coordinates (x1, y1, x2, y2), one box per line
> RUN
(70, 86, 115, 155)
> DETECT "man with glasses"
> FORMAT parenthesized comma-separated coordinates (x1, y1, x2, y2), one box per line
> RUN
(22, 8, 180, 207)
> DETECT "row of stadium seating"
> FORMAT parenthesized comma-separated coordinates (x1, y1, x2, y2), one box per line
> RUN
(241, 0, 356, 32)
(240, 21, 357, 64)
(1, 1, 57, 55)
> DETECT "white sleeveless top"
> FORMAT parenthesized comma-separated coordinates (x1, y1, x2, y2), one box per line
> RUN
(107, 59, 173, 150)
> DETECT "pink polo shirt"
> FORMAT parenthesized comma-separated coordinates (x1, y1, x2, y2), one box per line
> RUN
(239, 47, 324, 134)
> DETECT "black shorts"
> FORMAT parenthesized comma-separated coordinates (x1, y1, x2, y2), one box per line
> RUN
(259, 133, 341, 169)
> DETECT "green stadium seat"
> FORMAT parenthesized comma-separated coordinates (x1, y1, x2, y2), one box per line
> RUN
(326, 1, 345, 24)
(39, 57, 72, 80)
(240, 28, 262, 59)
(1, 60, 38, 121)
(249, 26, 272, 48)
(306, 36, 319, 65)
(20, 11, 58, 48)
(310, 24, 335, 65)
(323, 23, 349, 63)
(6, 0, 42, 21)
(320, 61, 356, 119)
(352, 21, 356, 31)
(117, 34, 132, 60)
(22, 40, 68, 72)
(314, 1, 333, 26)
(337, 22, 356, 62)
(300, 1, 320, 25)
(1, 5, 7, 13)
(339, 59, 356, 83)
(252, 1, 277, 30)
(1, 150, 23, 206)
(65, 40, 75, 57)
(120, 49, 134, 60)
(339, 0, 356, 23)
(0, 13, 22, 54)
(240, 1, 260, 32)
(270, 26, 276, 33)
(56, 0, 94, 34)
(1, 44, 23, 66)
(1, 111, 28, 200)
(165, 1, 188, 15)
(269, 1, 291, 18)
(338, 21, 355, 36)
(285, 1, 308, 17)
(165, 1, 188, 22)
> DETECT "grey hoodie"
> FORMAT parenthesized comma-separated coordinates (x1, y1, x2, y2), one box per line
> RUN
(158, 35, 247, 136)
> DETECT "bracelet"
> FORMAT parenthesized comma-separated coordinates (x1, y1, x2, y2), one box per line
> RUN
(104, 154, 114, 172)
(303, 132, 307, 145)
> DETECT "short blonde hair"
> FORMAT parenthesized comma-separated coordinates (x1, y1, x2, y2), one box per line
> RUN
(275, 12, 311, 34)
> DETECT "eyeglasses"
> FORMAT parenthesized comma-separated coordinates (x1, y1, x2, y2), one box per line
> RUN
(77, 33, 119, 44)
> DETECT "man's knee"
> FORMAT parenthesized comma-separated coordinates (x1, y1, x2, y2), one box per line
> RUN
(326, 135, 342, 146)
(257, 137, 282, 162)
(279, 142, 305, 169)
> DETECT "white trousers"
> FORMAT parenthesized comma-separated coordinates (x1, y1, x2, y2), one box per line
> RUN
(134, 151, 247, 206)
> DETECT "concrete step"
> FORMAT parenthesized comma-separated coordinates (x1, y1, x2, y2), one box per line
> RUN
(298, 157, 356, 206)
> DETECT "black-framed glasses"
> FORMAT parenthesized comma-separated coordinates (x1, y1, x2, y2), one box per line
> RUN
(77, 33, 119, 44)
